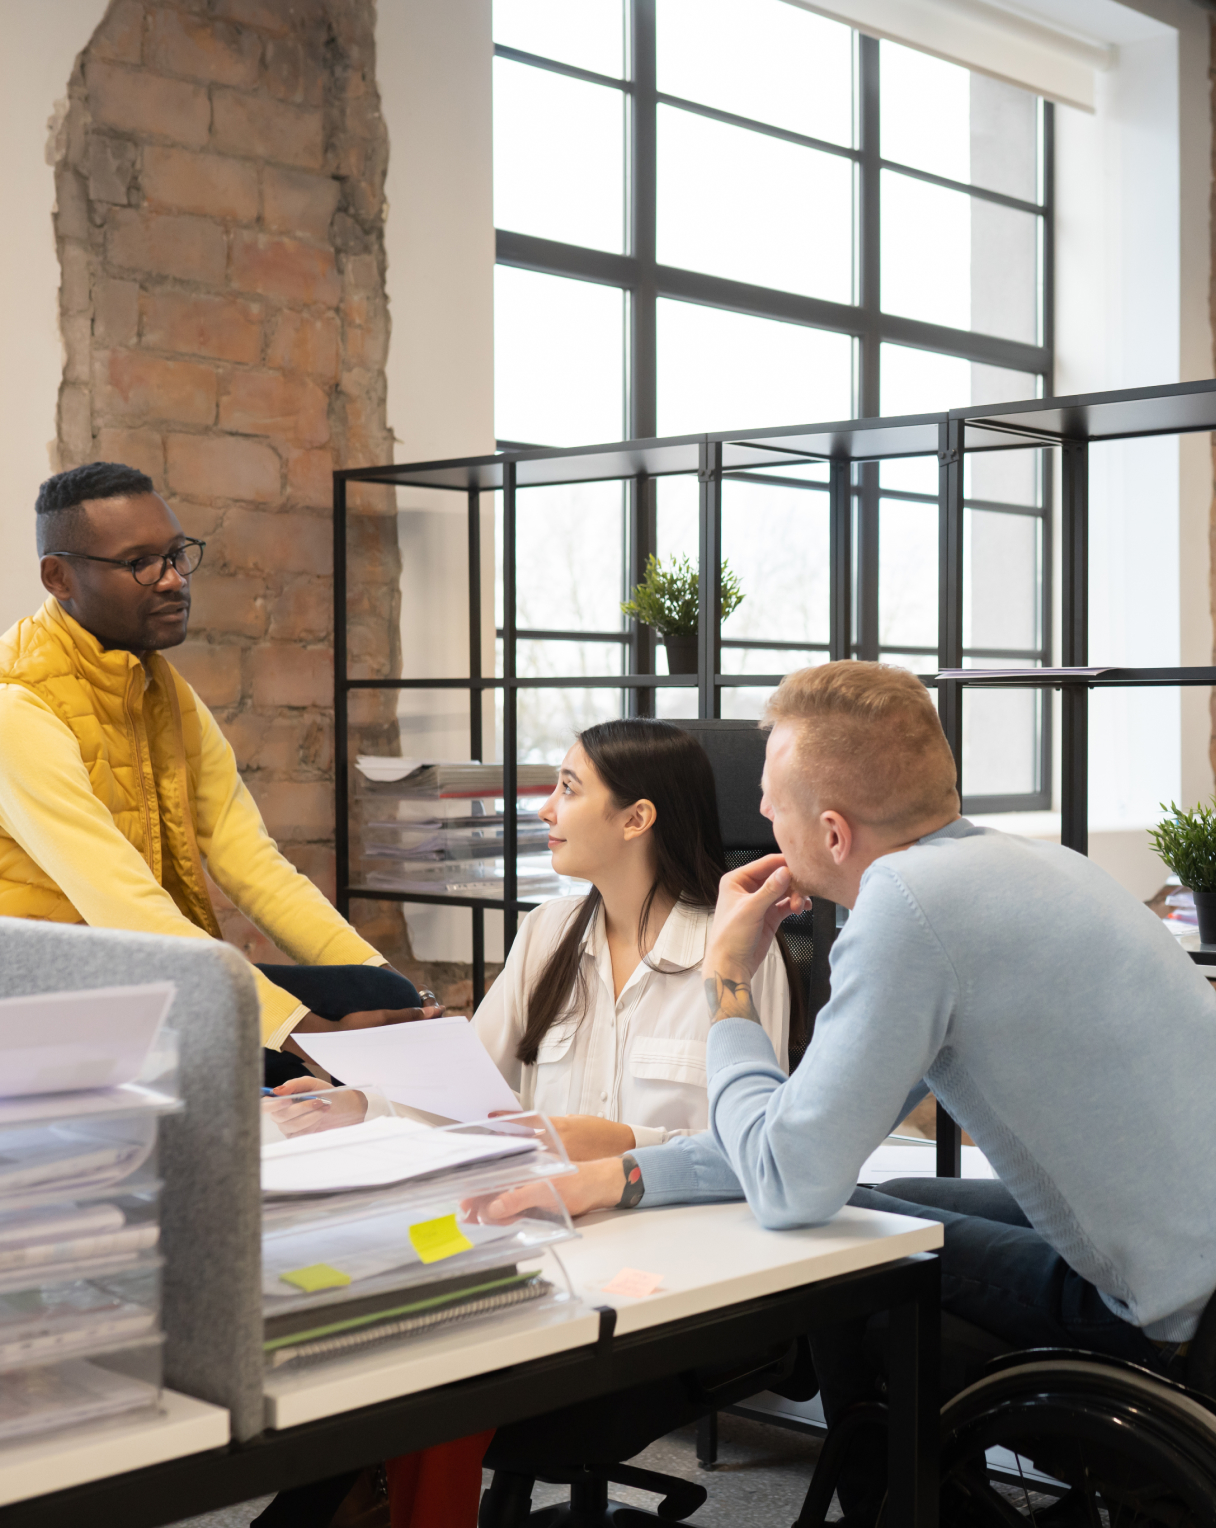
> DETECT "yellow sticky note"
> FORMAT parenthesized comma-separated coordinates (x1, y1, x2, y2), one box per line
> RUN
(280, 1263, 352, 1293)
(409, 1213, 474, 1265)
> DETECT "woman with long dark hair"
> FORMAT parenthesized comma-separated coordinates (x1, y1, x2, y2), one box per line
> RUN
(474, 718, 792, 1159)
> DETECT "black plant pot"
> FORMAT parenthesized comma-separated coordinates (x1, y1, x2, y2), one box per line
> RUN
(1194, 890, 1216, 946)
(663, 634, 698, 675)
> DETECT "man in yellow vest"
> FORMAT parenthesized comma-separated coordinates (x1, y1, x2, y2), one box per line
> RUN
(0, 460, 438, 1083)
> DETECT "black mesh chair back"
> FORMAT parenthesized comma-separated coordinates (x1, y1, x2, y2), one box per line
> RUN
(672, 720, 835, 1066)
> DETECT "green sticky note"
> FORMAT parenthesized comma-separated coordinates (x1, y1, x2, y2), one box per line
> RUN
(280, 1263, 352, 1293)
(409, 1213, 474, 1265)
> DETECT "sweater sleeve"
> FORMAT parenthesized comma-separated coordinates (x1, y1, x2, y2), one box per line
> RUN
(630, 1131, 746, 1205)
(705, 864, 958, 1228)
(189, 698, 386, 1046)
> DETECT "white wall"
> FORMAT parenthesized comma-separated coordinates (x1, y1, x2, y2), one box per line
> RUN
(1051, 0, 1212, 897)
(0, 0, 108, 631)
(377, 0, 499, 963)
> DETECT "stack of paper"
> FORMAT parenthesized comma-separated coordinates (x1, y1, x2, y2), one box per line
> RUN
(261, 1116, 537, 1196)
(0, 1203, 158, 1280)
(0, 1359, 158, 1441)
(0, 1278, 157, 1367)
(859, 1135, 995, 1183)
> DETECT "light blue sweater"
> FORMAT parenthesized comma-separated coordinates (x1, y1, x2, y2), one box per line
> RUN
(632, 820, 1216, 1339)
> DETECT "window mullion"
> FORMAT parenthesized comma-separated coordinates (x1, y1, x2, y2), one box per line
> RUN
(630, 0, 657, 440)
(858, 33, 881, 419)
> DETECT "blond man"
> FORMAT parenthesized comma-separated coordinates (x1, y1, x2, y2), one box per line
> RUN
(482, 663, 1216, 1520)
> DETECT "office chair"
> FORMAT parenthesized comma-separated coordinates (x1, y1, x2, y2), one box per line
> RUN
(478, 720, 823, 1527)
(672, 718, 838, 1067)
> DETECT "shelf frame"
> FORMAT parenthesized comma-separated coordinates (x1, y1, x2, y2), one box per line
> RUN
(333, 377, 1216, 1178)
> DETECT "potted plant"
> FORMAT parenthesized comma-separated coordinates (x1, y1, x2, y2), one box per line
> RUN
(1149, 800, 1216, 945)
(620, 554, 744, 674)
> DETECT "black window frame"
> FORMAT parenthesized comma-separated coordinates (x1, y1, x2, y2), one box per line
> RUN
(493, 3, 1055, 812)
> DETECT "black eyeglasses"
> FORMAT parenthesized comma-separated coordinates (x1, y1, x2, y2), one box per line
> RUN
(45, 539, 206, 586)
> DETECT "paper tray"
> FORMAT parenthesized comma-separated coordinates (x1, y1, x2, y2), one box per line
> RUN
(262, 1190, 576, 1318)
(0, 1264, 161, 1373)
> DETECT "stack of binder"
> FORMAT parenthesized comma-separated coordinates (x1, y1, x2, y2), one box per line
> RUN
(353, 758, 587, 901)
(260, 1093, 579, 1371)
(0, 1035, 179, 1444)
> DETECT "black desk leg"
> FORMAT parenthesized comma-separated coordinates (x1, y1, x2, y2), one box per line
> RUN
(885, 1257, 940, 1528)
(696, 1410, 719, 1468)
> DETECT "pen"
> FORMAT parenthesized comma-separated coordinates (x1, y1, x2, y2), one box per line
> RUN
(260, 1087, 332, 1107)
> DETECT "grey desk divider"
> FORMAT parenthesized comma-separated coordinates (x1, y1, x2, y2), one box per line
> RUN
(0, 916, 264, 1442)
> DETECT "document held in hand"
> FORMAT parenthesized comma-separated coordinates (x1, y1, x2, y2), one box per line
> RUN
(294, 1018, 522, 1122)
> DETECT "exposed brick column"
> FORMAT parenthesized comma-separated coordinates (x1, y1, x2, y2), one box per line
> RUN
(53, 0, 406, 966)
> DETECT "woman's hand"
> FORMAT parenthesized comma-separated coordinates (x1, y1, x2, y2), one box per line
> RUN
(549, 1115, 636, 1161)
(464, 1157, 627, 1223)
(262, 1077, 369, 1137)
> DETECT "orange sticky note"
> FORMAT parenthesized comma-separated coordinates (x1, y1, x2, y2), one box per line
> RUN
(409, 1213, 474, 1265)
(602, 1267, 663, 1298)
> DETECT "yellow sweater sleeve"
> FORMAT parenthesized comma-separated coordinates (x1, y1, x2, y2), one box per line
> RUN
(0, 686, 383, 1047)
(187, 695, 386, 1046)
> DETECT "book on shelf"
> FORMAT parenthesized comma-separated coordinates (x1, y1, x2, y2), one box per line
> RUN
(355, 758, 556, 797)
(358, 822, 554, 860)
(362, 868, 581, 900)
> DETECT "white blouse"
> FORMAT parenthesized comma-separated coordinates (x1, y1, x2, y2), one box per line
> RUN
(473, 896, 790, 1148)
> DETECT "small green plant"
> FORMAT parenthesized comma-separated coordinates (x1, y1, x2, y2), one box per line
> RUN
(1149, 800, 1216, 893)
(620, 554, 744, 638)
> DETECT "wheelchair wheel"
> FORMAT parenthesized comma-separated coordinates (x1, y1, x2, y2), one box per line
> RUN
(939, 1354, 1216, 1528)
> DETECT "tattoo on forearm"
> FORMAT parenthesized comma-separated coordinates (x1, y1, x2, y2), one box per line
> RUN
(704, 973, 762, 1026)
(617, 1154, 645, 1210)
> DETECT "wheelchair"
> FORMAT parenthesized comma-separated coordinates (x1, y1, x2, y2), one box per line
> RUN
(797, 1290, 1216, 1528)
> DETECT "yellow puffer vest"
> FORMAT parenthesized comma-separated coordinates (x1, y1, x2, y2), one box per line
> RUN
(0, 599, 221, 935)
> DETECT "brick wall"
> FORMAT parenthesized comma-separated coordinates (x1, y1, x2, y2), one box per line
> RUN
(53, 0, 411, 972)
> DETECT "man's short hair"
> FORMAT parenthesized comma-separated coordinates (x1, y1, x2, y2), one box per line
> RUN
(35, 462, 155, 557)
(763, 662, 960, 832)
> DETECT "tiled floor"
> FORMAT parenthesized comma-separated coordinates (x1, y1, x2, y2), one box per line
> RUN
(168, 1412, 833, 1526)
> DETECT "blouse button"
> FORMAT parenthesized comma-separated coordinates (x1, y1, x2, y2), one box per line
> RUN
(600, 1090, 608, 1102)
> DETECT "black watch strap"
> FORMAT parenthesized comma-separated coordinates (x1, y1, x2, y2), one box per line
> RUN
(617, 1153, 645, 1210)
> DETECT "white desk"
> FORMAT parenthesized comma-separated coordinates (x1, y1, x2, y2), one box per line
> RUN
(0, 1204, 943, 1528)
(0, 1389, 228, 1509)
(545, 1201, 942, 1336)
(263, 1202, 941, 1427)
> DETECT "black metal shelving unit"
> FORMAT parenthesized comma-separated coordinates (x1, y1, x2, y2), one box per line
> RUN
(333, 376, 1216, 1165)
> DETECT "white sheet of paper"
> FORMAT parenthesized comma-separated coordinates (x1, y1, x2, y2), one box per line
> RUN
(295, 1018, 522, 1122)
(260, 1115, 536, 1196)
(0, 984, 175, 1098)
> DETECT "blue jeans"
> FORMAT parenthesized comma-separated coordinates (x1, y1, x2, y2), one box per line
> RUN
(257, 963, 421, 1088)
(814, 1176, 1167, 1520)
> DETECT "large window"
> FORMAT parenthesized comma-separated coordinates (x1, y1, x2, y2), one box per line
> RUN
(492, 0, 1053, 810)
